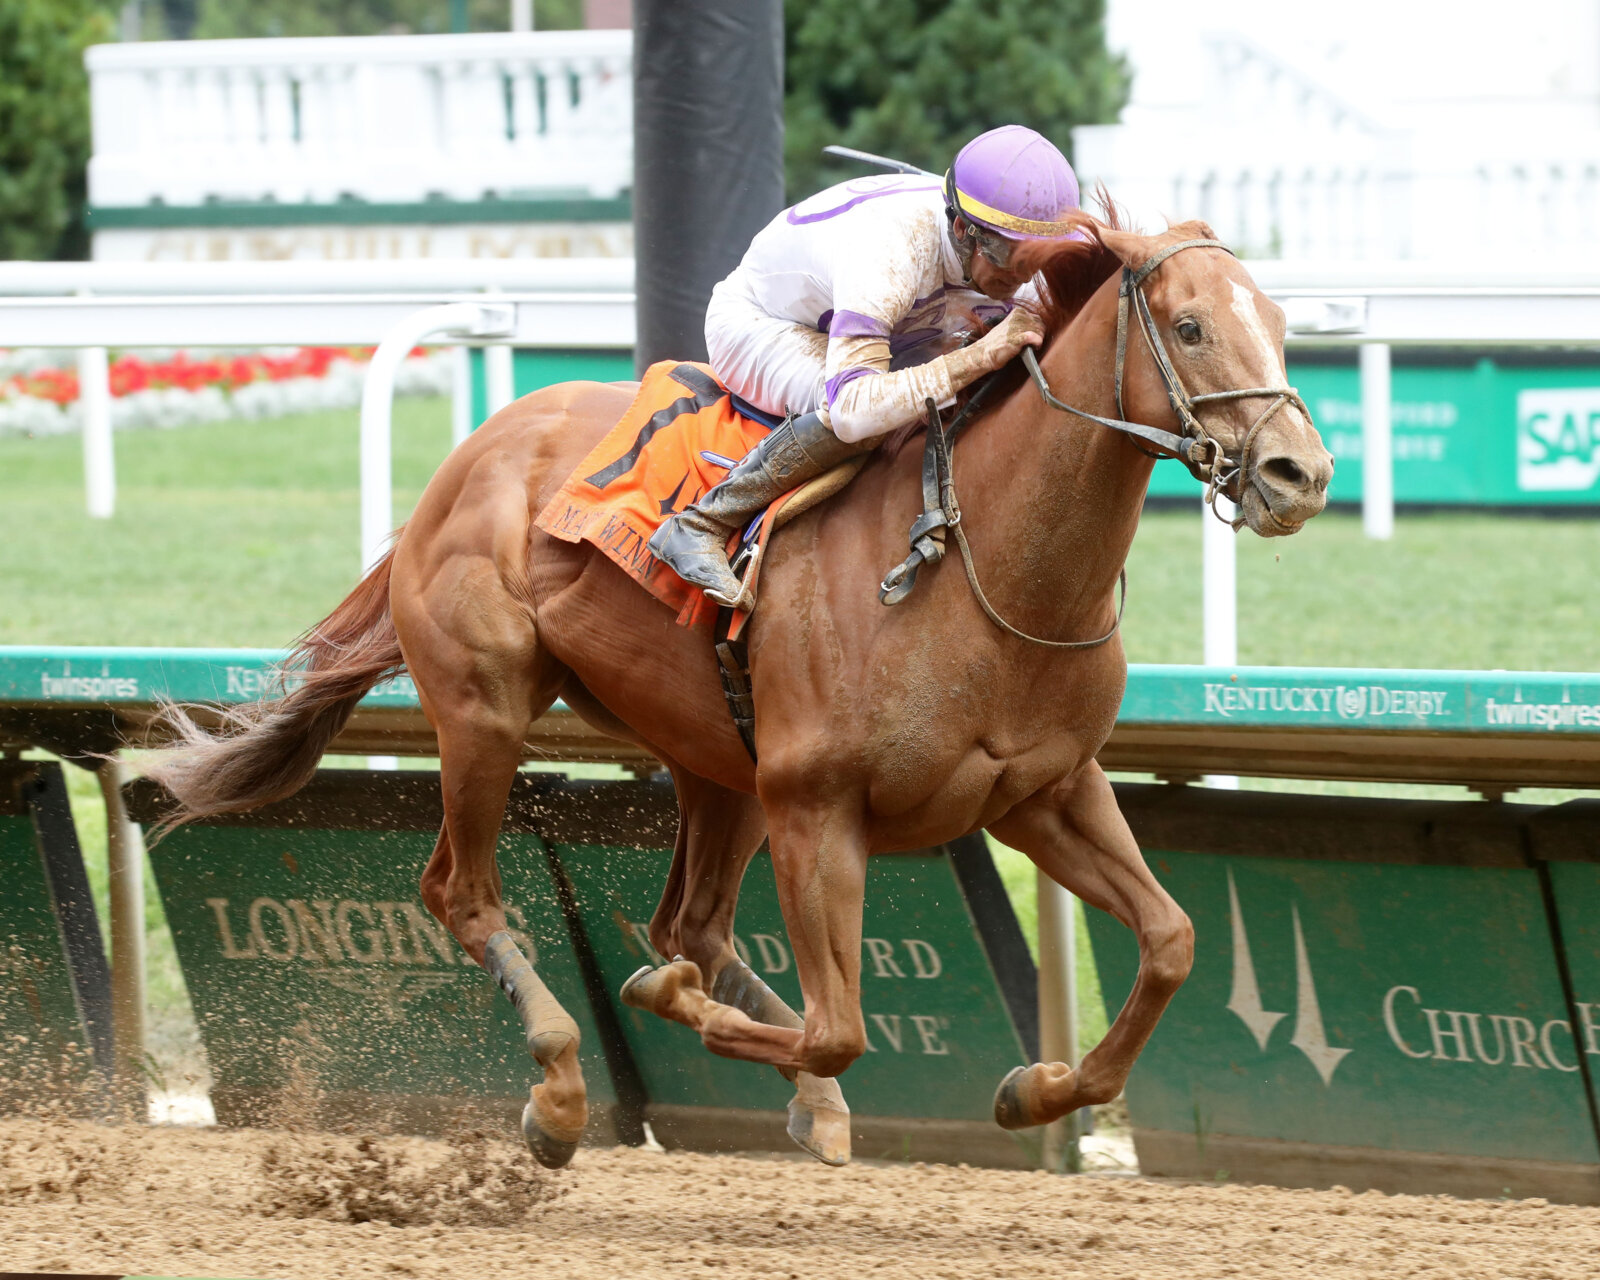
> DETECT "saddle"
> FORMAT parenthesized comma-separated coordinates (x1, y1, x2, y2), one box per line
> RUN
(535, 361, 866, 634)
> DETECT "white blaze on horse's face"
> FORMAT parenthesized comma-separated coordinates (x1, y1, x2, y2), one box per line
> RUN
(1204, 272, 1334, 538)
(1228, 280, 1279, 368)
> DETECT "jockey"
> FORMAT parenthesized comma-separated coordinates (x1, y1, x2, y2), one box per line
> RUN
(647, 124, 1082, 605)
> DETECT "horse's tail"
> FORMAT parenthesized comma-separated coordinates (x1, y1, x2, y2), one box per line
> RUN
(139, 545, 405, 835)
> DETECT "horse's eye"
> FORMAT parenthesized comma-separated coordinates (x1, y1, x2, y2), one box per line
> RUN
(1176, 319, 1203, 344)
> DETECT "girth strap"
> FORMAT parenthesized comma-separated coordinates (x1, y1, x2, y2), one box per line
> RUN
(712, 604, 758, 761)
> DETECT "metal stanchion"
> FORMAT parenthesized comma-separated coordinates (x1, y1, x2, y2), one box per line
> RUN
(98, 758, 147, 1119)
(451, 346, 473, 445)
(1038, 869, 1081, 1171)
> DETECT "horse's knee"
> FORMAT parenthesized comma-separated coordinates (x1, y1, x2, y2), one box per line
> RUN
(1144, 908, 1194, 993)
(800, 1022, 866, 1079)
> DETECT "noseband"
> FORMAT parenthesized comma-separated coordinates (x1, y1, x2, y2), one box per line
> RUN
(1022, 237, 1311, 526)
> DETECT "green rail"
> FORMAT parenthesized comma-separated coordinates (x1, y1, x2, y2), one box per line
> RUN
(2, 646, 1598, 736)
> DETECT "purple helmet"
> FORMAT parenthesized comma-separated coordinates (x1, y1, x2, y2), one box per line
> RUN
(945, 125, 1080, 241)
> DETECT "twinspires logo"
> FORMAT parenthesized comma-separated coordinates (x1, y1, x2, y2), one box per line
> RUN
(1517, 388, 1600, 492)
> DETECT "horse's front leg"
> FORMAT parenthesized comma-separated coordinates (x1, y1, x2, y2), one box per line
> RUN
(622, 765, 851, 1165)
(986, 760, 1193, 1130)
(621, 791, 869, 1083)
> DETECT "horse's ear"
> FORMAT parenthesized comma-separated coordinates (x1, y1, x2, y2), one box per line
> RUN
(1166, 218, 1221, 243)
(1097, 224, 1157, 271)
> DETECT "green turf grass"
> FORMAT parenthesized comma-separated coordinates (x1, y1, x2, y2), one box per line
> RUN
(0, 397, 452, 646)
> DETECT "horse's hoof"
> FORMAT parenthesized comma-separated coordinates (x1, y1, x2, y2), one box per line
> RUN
(619, 957, 703, 1014)
(619, 963, 656, 1009)
(521, 1096, 582, 1170)
(993, 1064, 1037, 1131)
(787, 1094, 851, 1167)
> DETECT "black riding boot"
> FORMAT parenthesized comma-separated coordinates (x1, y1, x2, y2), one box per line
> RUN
(647, 410, 867, 605)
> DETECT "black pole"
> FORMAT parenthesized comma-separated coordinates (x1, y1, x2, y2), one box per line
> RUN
(631, 0, 785, 375)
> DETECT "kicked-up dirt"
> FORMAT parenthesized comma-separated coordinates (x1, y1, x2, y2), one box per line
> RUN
(1, 1116, 1598, 1279)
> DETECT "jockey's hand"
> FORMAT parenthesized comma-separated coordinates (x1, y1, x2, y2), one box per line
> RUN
(980, 304, 1046, 369)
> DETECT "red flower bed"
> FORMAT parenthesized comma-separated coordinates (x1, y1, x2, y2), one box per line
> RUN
(1, 345, 427, 405)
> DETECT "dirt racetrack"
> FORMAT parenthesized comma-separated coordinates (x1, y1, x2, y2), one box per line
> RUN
(2, 1117, 1599, 1280)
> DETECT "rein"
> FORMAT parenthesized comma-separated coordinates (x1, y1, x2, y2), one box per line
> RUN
(880, 235, 1309, 652)
(1023, 237, 1310, 527)
(880, 391, 1127, 650)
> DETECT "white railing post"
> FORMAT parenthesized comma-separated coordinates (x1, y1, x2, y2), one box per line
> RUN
(1202, 495, 1240, 790)
(78, 345, 115, 519)
(359, 302, 514, 575)
(451, 346, 474, 445)
(1361, 342, 1395, 540)
(484, 342, 516, 419)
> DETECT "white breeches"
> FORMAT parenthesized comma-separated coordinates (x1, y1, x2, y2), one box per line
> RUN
(704, 275, 829, 422)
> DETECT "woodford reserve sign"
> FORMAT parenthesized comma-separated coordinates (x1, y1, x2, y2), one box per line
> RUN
(132, 769, 1039, 1168)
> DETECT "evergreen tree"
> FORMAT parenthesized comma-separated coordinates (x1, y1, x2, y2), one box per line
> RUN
(783, 0, 1129, 200)
(0, 0, 109, 259)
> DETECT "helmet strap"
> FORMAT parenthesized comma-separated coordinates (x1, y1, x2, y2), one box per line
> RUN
(946, 212, 976, 286)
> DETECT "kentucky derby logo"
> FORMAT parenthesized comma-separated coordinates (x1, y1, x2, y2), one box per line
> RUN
(1335, 684, 1367, 719)
(1224, 869, 1351, 1086)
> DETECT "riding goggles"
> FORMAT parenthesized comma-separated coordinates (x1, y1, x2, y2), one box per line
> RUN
(969, 223, 1021, 269)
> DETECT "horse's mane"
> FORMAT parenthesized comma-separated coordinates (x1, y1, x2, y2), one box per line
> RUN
(879, 189, 1133, 459)
(1009, 187, 1131, 340)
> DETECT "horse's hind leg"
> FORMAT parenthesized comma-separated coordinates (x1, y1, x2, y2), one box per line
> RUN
(396, 582, 586, 1168)
(623, 766, 851, 1165)
(986, 761, 1194, 1130)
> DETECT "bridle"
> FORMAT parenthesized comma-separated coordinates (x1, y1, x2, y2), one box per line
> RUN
(880, 235, 1314, 653)
(1022, 237, 1311, 527)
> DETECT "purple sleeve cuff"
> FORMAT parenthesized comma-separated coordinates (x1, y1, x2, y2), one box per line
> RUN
(824, 366, 880, 406)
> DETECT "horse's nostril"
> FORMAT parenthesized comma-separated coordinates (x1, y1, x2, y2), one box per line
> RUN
(1259, 456, 1307, 490)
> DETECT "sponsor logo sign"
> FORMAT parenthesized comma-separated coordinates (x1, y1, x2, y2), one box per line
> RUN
(1200, 680, 1451, 724)
(38, 666, 139, 700)
(1518, 388, 1600, 492)
(1086, 850, 1600, 1165)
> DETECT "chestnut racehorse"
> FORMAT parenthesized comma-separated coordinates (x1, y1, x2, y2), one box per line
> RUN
(141, 212, 1332, 1170)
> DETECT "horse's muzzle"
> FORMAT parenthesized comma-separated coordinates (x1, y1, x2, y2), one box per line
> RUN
(1239, 446, 1333, 537)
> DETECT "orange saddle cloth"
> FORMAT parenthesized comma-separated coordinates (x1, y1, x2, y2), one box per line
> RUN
(535, 360, 776, 631)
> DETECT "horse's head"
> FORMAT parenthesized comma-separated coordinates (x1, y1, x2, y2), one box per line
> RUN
(1093, 220, 1334, 536)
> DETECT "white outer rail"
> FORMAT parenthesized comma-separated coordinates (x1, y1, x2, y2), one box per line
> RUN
(359, 302, 515, 574)
(0, 258, 635, 295)
(0, 260, 636, 526)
